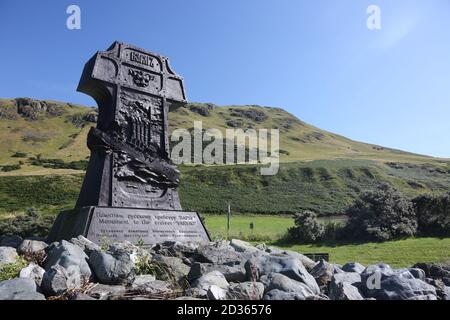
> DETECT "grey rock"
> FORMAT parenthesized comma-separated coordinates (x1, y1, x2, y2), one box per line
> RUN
(0, 235, 23, 248)
(0, 278, 45, 300)
(331, 272, 361, 286)
(152, 255, 189, 282)
(342, 262, 365, 274)
(444, 286, 450, 300)
(244, 255, 320, 294)
(329, 282, 364, 300)
(42, 264, 82, 296)
(230, 239, 260, 254)
(192, 271, 229, 295)
(44, 240, 91, 280)
(0, 247, 18, 266)
(20, 263, 45, 287)
(406, 294, 438, 300)
(259, 273, 315, 299)
(175, 296, 205, 300)
(310, 259, 334, 287)
(263, 289, 306, 300)
(89, 249, 134, 285)
(195, 241, 244, 266)
(207, 285, 227, 300)
(69, 235, 100, 256)
(130, 279, 173, 295)
(70, 292, 97, 300)
(413, 262, 450, 280)
(86, 284, 127, 300)
(188, 262, 246, 283)
(131, 274, 156, 287)
(154, 241, 199, 258)
(226, 282, 265, 300)
(407, 268, 426, 281)
(264, 246, 316, 271)
(17, 239, 48, 255)
(361, 267, 437, 300)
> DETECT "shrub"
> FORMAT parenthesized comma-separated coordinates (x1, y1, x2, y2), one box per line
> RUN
(0, 207, 54, 238)
(413, 193, 450, 237)
(344, 184, 417, 241)
(1, 164, 21, 172)
(323, 221, 345, 241)
(288, 210, 324, 242)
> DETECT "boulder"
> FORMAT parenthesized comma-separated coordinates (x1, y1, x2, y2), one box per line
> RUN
(361, 266, 437, 300)
(263, 289, 306, 300)
(226, 282, 265, 300)
(0, 247, 18, 266)
(17, 239, 48, 255)
(244, 255, 320, 294)
(407, 268, 426, 281)
(342, 262, 365, 274)
(259, 273, 316, 300)
(331, 272, 361, 286)
(41, 264, 82, 296)
(19, 263, 45, 287)
(129, 278, 173, 295)
(0, 278, 45, 300)
(0, 235, 23, 249)
(264, 246, 316, 271)
(89, 249, 134, 285)
(191, 271, 229, 296)
(413, 263, 450, 280)
(195, 241, 245, 266)
(329, 282, 364, 300)
(86, 284, 127, 300)
(70, 293, 97, 300)
(153, 241, 199, 258)
(44, 240, 91, 280)
(444, 286, 450, 300)
(69, 235, 100, 256)
(152, 255, 190, 282)
(230, 239, 260, 254)
(207, 285, 227, 300)
(188, 262, 246, 283)
(310, 259, 334, 287)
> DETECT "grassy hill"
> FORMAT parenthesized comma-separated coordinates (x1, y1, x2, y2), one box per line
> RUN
(0, 97, 449, 217)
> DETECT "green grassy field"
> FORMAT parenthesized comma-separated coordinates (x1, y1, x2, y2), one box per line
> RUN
(203, 215, 450, 268)
(275, 238, 450, 268)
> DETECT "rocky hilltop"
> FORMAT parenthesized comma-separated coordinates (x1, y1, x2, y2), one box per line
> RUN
(0, 236, 448, 300)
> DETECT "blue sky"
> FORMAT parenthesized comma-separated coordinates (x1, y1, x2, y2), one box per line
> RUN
(0, 0, 449, 158)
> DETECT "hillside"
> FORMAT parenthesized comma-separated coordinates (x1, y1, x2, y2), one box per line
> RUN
(0, 97, 449, 216)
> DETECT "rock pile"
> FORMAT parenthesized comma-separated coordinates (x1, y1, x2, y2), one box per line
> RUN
(0, 236, 448, 300)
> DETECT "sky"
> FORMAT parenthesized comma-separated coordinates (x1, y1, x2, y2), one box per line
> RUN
(0, 0, 449, 158)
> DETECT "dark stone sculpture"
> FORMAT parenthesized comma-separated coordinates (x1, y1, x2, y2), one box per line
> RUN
(48, 42, 210, 245)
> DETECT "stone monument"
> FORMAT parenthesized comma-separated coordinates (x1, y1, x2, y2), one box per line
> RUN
(48, 42, 210, 245)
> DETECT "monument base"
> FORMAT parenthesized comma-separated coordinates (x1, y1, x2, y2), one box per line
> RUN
(47, 206, 211, 246)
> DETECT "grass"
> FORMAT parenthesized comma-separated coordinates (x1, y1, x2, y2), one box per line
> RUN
(204, 214, 450, 268)
(274, 238, 450, 268)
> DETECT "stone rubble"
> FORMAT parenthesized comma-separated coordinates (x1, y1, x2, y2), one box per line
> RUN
(0, 236, 448, 300)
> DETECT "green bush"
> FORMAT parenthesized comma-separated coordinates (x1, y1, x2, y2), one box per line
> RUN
(288, 210, 324, 242)
(1, 164, 21, 172)
(0, 207, 54, 238)
(413, 193, 450, 236)
(344, 184, 417, 241)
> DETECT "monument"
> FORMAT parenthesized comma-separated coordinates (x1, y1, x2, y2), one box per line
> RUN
(48, 42, 210, 245)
